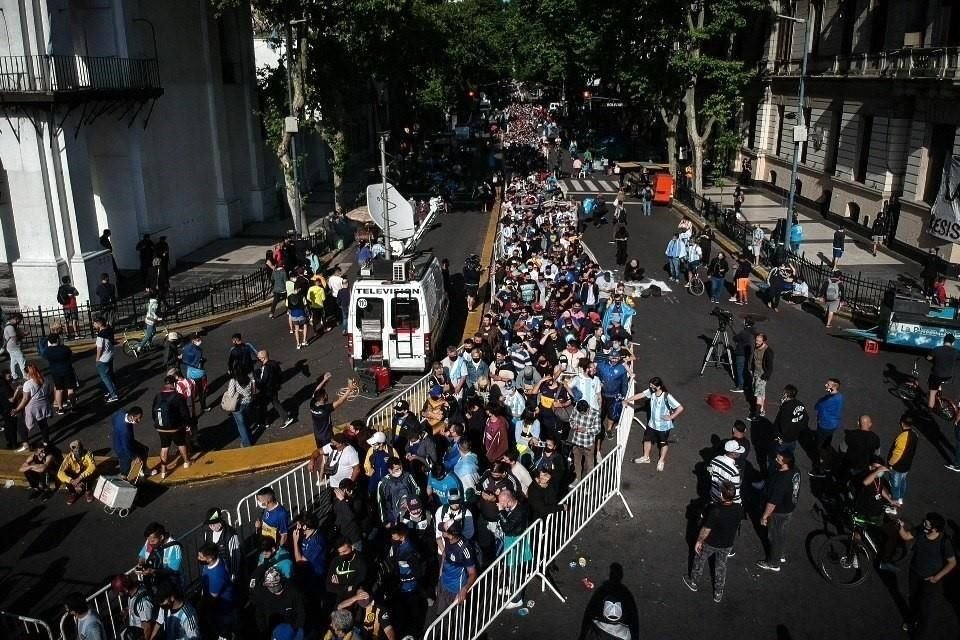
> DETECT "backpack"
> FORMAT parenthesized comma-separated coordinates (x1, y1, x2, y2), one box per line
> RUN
(644, 188, 653, 202)
(825, 280, 840, 302)
(155, 393, 174, 428)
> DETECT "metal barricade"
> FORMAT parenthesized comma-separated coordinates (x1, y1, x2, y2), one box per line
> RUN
(1, 610, 55, 640)
(540, 447, 624, 576)
(364, 369, 435, 437)
(234, 461, 328, 538)
(58, 511, 231, 640)
(423, 519, 548, 640)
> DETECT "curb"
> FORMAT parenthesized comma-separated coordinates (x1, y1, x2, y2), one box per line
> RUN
(461, 196, 503, 341)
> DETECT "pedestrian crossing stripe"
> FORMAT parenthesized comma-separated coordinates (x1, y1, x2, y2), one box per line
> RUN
(563, 178, 620, 194)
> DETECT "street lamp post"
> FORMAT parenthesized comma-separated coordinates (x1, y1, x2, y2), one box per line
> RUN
(285, 18, 308, 238)
(777, 12, 810, 259)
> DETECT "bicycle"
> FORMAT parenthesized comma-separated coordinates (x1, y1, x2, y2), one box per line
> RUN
(687, 265, 705, 296)
(119, 326, 169, 359)
(892, 358, 959, 421)
(815, 509, 907, 588)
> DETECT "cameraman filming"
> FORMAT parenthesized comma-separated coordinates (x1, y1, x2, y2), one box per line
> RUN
(731, 318, 756, 394)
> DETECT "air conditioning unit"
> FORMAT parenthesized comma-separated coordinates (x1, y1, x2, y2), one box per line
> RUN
(903, 32, 922, 48)
(392, 260, 410, 282)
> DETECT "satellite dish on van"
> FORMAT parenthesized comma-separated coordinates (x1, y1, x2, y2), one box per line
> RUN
(366, 183, 416, 240)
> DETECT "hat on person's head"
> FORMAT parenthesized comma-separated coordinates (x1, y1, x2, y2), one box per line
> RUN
(608, 350, 622, 360)
(724, 439, 746, 455)
(407, 497, 423, 512)
(395, 399, 410, 411)
(205, 508, 223, 524)
(166, 368, 180, 378)
(430, 385, 443, 398)
(602, 600, 623, 623)
(588, 311, 601, 324)
(532, 302, 544, 312)
(366, 431, 386, 446)
(448, 491, 464, 505)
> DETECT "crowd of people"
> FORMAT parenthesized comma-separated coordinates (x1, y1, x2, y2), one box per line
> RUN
(20, 103, 960, 640)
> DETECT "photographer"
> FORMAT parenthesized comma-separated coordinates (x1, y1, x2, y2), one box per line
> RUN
(731, 318, 756, 394)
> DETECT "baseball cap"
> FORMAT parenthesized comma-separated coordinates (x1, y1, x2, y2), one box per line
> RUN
(395, 399, 410, 411)
(205, 508, 223, 524)
(366, 431, 386, 446)
(724, 440, 746, 454)
(430, 385, 443, 398)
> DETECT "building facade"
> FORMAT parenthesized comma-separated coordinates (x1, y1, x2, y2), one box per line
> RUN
(746, 0, 960, 267)
(0, 0, 270, 307)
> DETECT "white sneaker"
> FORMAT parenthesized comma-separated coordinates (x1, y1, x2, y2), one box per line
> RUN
(282, 417, 296, 428)
(634, 456, 651, 464)
(656, 460, 665, 472)
(15, 443, 29, 453)
(504, 599, 523, 610)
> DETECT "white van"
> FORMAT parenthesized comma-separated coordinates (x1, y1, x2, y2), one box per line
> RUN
(346, 254, 449, 373)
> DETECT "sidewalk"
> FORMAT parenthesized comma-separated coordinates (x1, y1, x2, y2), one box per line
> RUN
(702, 184, 933, 287)
(0, 197, 497, 488)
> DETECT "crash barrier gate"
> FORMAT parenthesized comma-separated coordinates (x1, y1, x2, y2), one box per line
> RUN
(57, 513, 230, 640)
(423, 377, 637, 640)
(1, 610, 55, 640)
(234, 458, 330, 542)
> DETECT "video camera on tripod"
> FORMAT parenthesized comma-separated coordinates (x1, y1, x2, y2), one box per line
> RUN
(710, 307, 734, 326)
(701, 308, 736, 377)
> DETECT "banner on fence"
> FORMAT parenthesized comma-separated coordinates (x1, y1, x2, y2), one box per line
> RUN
(927, 155, 960, 244)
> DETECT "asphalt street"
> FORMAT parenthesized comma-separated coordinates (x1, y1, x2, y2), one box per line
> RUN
(13, 210, 490, 456)
(485, 200, 960, 639)
(0, 209, 491, 620)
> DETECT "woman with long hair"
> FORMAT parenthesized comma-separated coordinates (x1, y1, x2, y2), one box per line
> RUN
(224, 367, 256, 447)
(614, 225, 630, 266)
(12, 364, 53, 449)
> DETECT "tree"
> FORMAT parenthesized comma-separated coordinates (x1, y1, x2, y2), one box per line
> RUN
(674, 0, 765, 194)
(214, 0, 415, 221)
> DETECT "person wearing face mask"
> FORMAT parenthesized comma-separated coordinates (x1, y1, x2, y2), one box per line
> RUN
(364, 432, 398, 497)
(482, 404, 510, 465)
(254, 486, 291, 547)
(526, 468, 561, 520)
(427, 462, 464, 509)
(626, 377, 684, 472)
(810, 378, 845, 479)
(387, 526, 426, 637)
(326, 538, 368, 607)
(377, 458, 420, 527)
(894, 512, 957, 636)
(180, 333, 209, 413)
(252, 567, 306, 637)
(434, 492, 475, 555)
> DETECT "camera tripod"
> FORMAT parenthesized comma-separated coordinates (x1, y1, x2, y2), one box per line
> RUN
(700, 323, 735, 377)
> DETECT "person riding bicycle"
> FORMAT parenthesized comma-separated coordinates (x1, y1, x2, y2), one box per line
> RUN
(851, 463, 903, 570)
(463, 255, 482, 312)
(926, 334, 957, 412)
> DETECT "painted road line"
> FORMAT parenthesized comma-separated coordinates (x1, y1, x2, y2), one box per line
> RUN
(569, 179, 584, 191)
(583, 180, 599, 191)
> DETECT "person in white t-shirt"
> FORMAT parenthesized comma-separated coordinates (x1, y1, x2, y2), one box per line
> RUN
(315, 434, 360, 489)
(327, 267, 346, 299)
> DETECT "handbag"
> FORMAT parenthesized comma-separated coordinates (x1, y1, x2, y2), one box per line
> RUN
(186, 365, 206, 381)
(552, 403, 572, 423)
(220, 384, 240, 412)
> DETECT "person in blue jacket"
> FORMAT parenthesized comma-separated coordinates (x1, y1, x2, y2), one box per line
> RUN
(789, 217, 804, 253)
(597, 349, 630, 437)
(180, 333, 208, 412)
(110, 406, 147, 478)
(811, 377, 845, 478)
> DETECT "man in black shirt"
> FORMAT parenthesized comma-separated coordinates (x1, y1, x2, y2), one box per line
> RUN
(926, 334, 957, 411)
(683, 482, 742, 603)
(767, 384, 807, 478)
(730, 319, 755, 393)
(842, 414, 880, 478)
(757, 451, 800, 572)
(896, 512, 957, 636)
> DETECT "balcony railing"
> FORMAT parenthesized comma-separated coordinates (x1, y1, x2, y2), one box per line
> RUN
(0, 55, 161, 96)
(759, 47, 960, 81)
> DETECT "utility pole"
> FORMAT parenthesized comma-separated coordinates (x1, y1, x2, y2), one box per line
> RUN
(379, 132, 392, 259)
(285, 18, 308, 237)
(778, 12, 810, 259)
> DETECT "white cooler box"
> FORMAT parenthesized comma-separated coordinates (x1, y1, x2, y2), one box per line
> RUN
(94, 475, 138, 510)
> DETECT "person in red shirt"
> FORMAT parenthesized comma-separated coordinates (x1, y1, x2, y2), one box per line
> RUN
(483, 404, 509, 464)
(932, 277, 948, 306)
